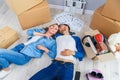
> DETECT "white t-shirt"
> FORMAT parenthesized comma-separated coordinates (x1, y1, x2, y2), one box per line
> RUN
(24, 36, 42, 45)
(56, 35, 77, 62)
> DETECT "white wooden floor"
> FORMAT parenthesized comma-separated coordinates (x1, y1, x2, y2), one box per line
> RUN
(0, 2, 120, 80)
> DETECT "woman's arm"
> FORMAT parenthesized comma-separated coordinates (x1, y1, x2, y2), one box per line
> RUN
(47, 41, 57, 59)
(27, 28, 46, 36)
(33, 32, 46, 36)
(37, 41, 57, 59)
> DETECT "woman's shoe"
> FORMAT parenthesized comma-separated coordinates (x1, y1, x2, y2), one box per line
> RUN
(0, 68, 11, 79)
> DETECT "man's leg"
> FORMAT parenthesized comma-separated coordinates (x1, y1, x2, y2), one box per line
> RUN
(58, 63, 74, 80)
(29, 61, 60, 80)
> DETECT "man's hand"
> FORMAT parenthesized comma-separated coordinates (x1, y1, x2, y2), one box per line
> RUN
(37, 45, 49, 53)
(61, 49, 75, 56)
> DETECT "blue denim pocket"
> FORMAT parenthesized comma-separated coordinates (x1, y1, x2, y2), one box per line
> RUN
(0, 65, 2, 71)
(11, 43, 25, 52)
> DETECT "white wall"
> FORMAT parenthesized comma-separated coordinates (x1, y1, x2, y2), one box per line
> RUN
(0, 0, 106, 10)
(0, 0, 3, 6)
(47, 0, 106, 10)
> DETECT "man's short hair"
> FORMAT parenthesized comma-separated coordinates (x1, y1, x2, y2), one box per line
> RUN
(58, 24, 70, 31)
(58, 24, 75, 35)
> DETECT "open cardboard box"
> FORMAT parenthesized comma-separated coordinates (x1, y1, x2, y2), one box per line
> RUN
(82, 30, 116, 62)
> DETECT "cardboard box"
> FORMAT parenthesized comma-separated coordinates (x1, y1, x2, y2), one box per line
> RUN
(90, 6, 120, 38)
(5, 0, 43, 15)
(18, 0, 51, 30)
(101, 0, 120, 21)
(0, 26, 19, 48)
(83, 30, 116, 62)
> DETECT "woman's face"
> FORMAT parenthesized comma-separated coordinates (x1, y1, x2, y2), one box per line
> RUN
(48, 24, 59, 35)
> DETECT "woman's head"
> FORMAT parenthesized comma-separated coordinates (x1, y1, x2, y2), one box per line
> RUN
(45, 23, 59, 36)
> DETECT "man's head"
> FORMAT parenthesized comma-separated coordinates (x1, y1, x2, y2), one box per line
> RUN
(58, 24, 70, 34)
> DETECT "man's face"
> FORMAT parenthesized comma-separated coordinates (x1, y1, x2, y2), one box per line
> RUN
(59, 25, 69, 34)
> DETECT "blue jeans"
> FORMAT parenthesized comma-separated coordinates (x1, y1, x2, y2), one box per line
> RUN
(0, 43, 31, 69)
(29, 60, 74, 80)
(11, 43, 25, 52)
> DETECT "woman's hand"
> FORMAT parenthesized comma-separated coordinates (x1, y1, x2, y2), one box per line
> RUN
(37, 45, 49, 53)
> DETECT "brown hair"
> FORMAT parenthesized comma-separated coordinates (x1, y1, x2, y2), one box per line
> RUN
(44, 23, 59, 37)
(44, 23, 58, 31)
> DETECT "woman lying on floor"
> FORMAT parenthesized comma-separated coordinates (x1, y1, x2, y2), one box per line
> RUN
(0, 23, 59, 79)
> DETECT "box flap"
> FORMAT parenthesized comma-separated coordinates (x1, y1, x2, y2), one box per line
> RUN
(85, 30, 100, 36)
(97, 53, 116, 62)
(83, 43, 96, 59)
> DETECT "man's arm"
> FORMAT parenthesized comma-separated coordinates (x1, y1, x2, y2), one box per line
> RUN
(73, 36, 85, 61)
(60, 36, 85, 61)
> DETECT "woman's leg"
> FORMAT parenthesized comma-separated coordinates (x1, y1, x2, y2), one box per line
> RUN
(0, 58, 11, 79)
(10, 43, 25, 52)
(0, 48, 31, 67)
(0, 58, 9, 70)
(0, 48, 31, 79)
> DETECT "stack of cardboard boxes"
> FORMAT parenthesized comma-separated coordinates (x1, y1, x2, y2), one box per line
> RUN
(5, 0, 51, 29)
(90, 0, 120, 38)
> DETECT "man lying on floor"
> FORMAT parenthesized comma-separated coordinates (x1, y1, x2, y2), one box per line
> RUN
(29, 24, 85, 80)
